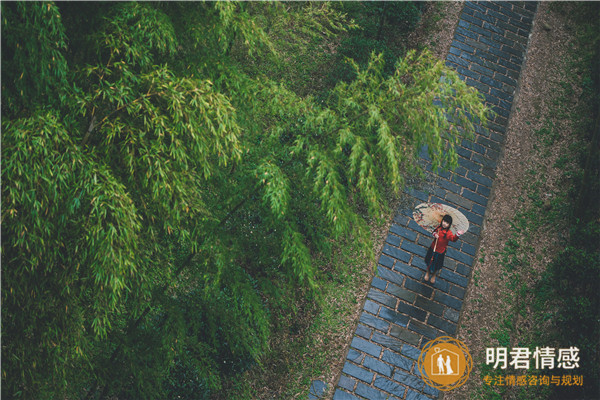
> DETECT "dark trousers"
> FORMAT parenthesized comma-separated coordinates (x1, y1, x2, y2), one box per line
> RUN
(425, 247, 446, 274)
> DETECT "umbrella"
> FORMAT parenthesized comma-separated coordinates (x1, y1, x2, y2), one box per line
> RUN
(412, 202, 470, 235)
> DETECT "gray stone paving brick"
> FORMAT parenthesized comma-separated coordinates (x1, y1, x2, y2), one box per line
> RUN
(453, 174, 477, 191)
(462, 188, 489, 206)
(490, 85, 514, 100)
(356, 324, 373, 339)
(411, 257, 428, 271)
(378, 254, 395, 268)
(430, 276, 451, 294)
(418, 235, 433, 248)
(390, 325, 420, 347)
(488, 9, 510, 23)
(404, 278, 434, 299)
(502, 42, 525, 57)
(461, 209, 484, 226)
(364, 355, 394, 377)
(472, 203, 486, 216)
(444, 257, 457, 270)
(382, 349, 413, 372)
(386, 283, 417, 303)
(440, 178, 461, 194)
(408, 219, 427, 233)
(446, 192, 474, 210)
(394, 263, 424, 281)
(458, 156, 483, 172)
(455, 28, 480, 44)
(447, 53, 471, 68)
(434, 291, 463, 311)
(394, 214, 410, 226)
(351, 337, 382, 358)
(465, 77, 490, 93)
(347, 348, 364, 363)
(397, 301, 427, 322)
(461, 231, 478, 246)
(377, 265, 405, 286)
(472, 152, 497, 169)
(371, 331, 404, 353)
(408, 319, 443, 340)
(480, 35, 504, 50)
(470, 23, 494, 38)
(488, 120, 507, 134)
(485, 1, 501, 11)
(374, 376, 406, 398)
(500, 7, 525, 22)
(444, 307, 460, 323)
(342, 362, 374, 384)
(444, 249, 473, 266)
(400, 241, 427, 258)
(477, 135, 502, 152)
(456, 263, 472, 278)
(402, 344, 422, 360)
(462, 13, 485, 27)
(372, 276, 387, 291)
(480, 75, 504, 90)
(461, 139, 487, 155)
(495, 71, 518, 87)
(333, 388, 361, 400)
(415, 296, 445, 316)
(461, 242, 477, 256)
(360, 312, 390, 332)
(393, 369, 426, 391)
(472, 63, 495, 77)
(356, 383, 391, 400)
(449, 46, 462, 57)
(404, 187, 430, 202)
(498, 56, 522, 73)
(386, 234, 402, 247)
(379, 306, 410, 328)
(452, 40, 476, 54)
(484, 92, 500, 105)
(406, 389, 435, 400)
(364, 299, 380, 315)
(390, 224, 417, 241)
(428, 314, 458, 335)
(473, 10, 497, 25)
(383, 244, 412, 263)
(338, 375, 356, 392)
(464, 1, 487, 14)
(443, 260, 472, 282)
(496, 20, 518, 34)
(368, 288, 398, 309)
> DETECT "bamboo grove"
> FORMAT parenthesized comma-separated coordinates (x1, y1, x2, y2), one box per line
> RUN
(1, 2, 488, 398)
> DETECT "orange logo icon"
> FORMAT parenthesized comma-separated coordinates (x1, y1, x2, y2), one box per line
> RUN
(417, 336, 472, 390)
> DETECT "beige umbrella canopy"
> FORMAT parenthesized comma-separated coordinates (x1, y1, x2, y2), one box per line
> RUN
(412, 203, 469, 235)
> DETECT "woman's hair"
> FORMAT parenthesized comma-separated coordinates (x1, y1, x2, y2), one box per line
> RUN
(441, 214, 453, 229)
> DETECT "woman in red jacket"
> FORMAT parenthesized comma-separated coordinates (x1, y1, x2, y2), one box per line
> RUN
(424, 214, 464, 284)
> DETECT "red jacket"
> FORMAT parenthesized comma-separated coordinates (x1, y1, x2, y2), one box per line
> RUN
(430, 226, 459, 254)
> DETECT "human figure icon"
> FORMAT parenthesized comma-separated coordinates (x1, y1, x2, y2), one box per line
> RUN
(445, 355, 454, 375)
(437, 354, 445, 374)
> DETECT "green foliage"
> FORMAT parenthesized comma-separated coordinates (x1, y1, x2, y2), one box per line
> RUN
(329, 2, 424, 83)
(1, 2, 70, 116)
(1, 2, 488, 398)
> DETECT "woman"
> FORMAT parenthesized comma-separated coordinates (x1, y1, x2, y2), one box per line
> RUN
(424, 214, 464, 284)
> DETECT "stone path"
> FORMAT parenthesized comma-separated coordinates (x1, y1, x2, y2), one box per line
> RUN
(320, 2, 538, 399)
